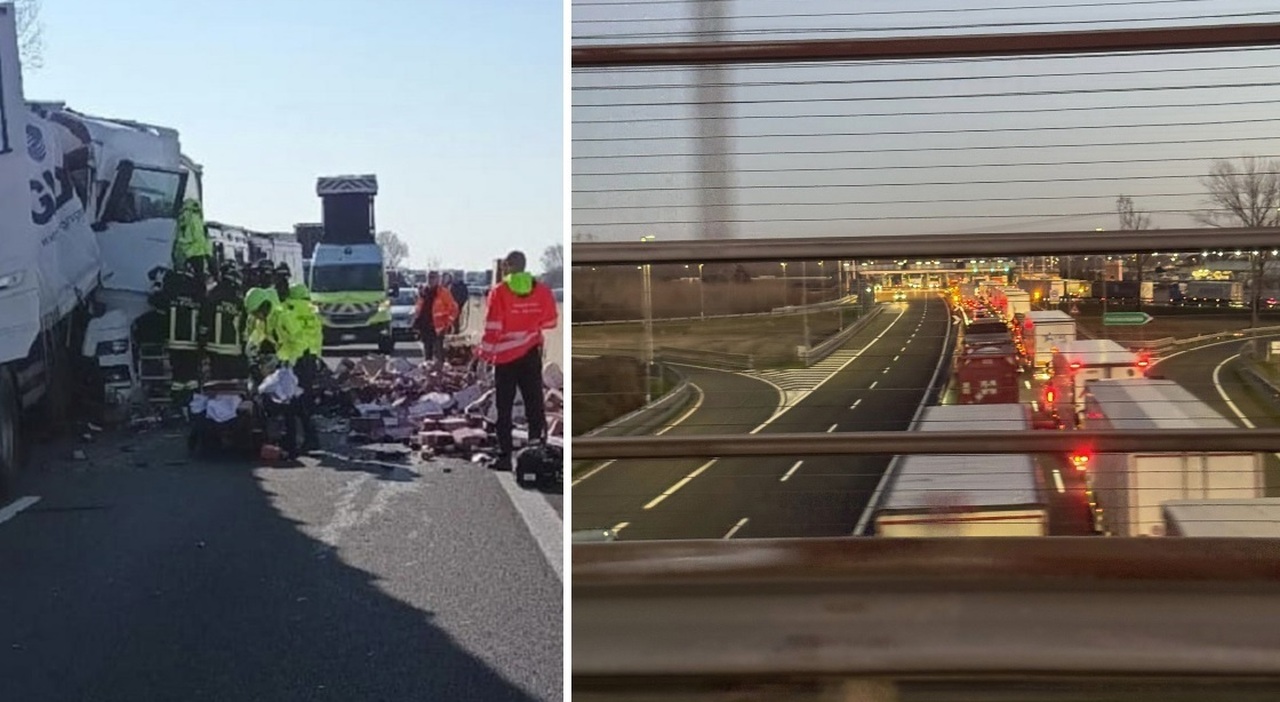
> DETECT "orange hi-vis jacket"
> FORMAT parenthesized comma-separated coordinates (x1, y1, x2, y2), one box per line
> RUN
(479, 274, 558, 365)
(432, 286, 460, 334)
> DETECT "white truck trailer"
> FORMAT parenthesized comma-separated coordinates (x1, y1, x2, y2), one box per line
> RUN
(0, 4, 195, 495)
(1048, 339, 1145, 417)
(1162, 498, 1280, 537)
(1080, 379, 1264, 537)
(872, 404, 1048, 537)
(1021, 310, 1077, 370)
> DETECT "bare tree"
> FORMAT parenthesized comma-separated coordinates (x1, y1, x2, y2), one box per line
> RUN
(375, 230, 410, 270)
(1197, 156, 1280, 327)
(1116, 195, 1153, 311)
(541, 243, 563, 287)
(15, 0, 43, 70)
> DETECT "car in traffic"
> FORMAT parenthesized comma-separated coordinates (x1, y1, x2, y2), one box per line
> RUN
(388, 287, 419, 342)
(893, 290, 907, 302)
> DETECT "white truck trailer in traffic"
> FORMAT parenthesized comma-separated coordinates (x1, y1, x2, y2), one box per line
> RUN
(1162, 498, 1280, 537)
(872, 404, 1049, 537)
(1021, 310, 1076, 370)
(0, 4, 195, 495)
(1048, 339, 1145, 418)
(1080, 379, 1264, 537)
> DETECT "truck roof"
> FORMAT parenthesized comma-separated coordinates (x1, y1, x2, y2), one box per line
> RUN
(879, 404, 1040, 513)
(1025, 310, 1074, 323)
(881, 453, 1041, 513)
(1056, 339, 1136, 366)
(1084, 378, 1236, 430)
(917, 403, 1028, 432)
(1163, 498, 1280, 537)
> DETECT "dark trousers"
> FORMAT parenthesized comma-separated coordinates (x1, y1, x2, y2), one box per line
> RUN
(495, 345, 545, 457)
(421, 332, 443, 362)
(208, 353, 249, 382)
(271, 356, 320, 454)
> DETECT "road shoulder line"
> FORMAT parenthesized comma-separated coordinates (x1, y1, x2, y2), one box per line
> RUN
(496, 474, 563, 582)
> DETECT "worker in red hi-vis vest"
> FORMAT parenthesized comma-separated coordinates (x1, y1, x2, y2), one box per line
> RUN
(478, 250, 559, 471)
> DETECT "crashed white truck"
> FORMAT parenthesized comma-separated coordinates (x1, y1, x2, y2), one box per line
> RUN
(0, 3, 199, 496)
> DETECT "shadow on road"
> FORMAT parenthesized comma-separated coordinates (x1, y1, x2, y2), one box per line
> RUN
(0, 431, 554, 701)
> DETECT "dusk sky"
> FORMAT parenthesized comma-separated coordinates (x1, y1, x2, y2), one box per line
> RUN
(571, 0, 1280, 242)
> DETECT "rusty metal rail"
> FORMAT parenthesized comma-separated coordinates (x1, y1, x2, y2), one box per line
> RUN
(574, 539, 1280, 679)
(570, 228, 1280, 266)
(574, 23, 1280, 67)
(573, 429, 1280, 460)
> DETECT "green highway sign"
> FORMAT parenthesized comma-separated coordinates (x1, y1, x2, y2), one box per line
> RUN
(1102, 312, 1154, 326)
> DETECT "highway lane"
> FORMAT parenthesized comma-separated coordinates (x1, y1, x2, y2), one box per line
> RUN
(0, 421, 561, 700)
(1153, 335, 1280, 493)
(571, 367, 782, 533)
(618, 296, 951, 540)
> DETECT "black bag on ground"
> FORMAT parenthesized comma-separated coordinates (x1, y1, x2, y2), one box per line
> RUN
(516, 442, 562, 490)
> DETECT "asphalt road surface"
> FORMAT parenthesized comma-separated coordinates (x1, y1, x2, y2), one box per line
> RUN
(1151, 333, 1280, 494)
(0, 404, 562, 700)
(573, 297, 952, 540)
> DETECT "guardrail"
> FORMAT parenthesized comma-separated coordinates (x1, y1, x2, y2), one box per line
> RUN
(581, 364, 694, 438)
(573, 345, 756, 371)
(797, 304, 883, 366)
(573, 295, 858, 327)
(1139, 325, 1280, 354)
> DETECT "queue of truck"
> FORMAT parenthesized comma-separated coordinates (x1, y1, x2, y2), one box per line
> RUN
(869, 283, 1265, 538)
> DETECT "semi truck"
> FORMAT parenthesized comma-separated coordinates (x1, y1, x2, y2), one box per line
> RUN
(872, 404, 1048, 537)
(0, 4, 196, 495)
(1080, 379, 1264, 537)
(1169, 280, 1244, 307)
(1047, 339, 1145, 417)
(306, 175, 394, 354)
(1021, 310, 1076, 370)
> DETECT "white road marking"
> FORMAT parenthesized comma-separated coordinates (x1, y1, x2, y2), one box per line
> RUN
(496, 472, 564, 581)
(881, 367, 890, 374)
(747, 305, 909, 434)
(893, 355, 900, 362)
(1213, 353, 1257, 429)
(900, 346, 907, 353)
(655, 383, 706, 435)
(1024, 380, 1032, 390)
(644, 459, 717, 510)
(850, 399, 862, 410)
(869, 380, 878, 389)
(1052, 469, 1066, 494)
(612, 521, 631, 533)
(723, 518, 749, 539)
(572, 383, 707, 487)
(640, 305, 918, 513)
(827, 423, 839, 433)
(571, 460, 615, 487)
(780, 460, 804, 482)
(0, 496, 40, 526)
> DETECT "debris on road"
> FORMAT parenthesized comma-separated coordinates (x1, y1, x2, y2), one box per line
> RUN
(323, 352, 565, 467)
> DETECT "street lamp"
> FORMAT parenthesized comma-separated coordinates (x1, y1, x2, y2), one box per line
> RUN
(780, 262, 788, 306)
(802, 260, 811, 350)
(641, 235, 656, 402)
(698, 263, 705, 319)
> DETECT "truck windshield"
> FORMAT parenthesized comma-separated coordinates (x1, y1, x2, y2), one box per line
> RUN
(311, 264, 385, 293)
(105, 166, 185, 225)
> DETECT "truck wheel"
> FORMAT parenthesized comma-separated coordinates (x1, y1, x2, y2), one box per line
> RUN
(0, 371, 20, 500)
(378, 337, 395, 355)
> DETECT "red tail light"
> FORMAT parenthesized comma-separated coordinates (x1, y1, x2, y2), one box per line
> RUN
(1069, 362, 1081, 370)
(1045, 389, 1056, 404)
(1070, 454, 1091, 471)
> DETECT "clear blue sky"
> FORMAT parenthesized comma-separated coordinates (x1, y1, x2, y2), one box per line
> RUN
(26, 0, 563, 272)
